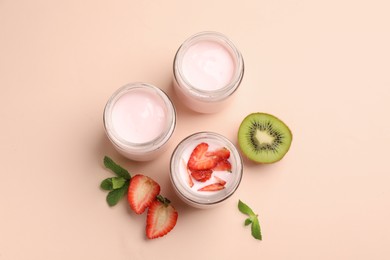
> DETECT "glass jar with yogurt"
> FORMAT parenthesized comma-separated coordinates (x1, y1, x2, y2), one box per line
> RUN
(103, 82, 176, 161)
(170, 132, 243, 208)
(173, 31, 244, 113)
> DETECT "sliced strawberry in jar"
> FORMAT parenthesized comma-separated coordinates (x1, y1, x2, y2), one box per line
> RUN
(212, 159, 232, 172)
(213, 176, 227, 186)
(187, 143, 218, 171)
(182, 159, 194, 188)
(190, 169, 213, 182)
(198, 182, 225, 192)
(205, 147, 230, 161)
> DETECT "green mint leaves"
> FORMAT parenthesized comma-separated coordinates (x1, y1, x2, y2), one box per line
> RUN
(101, 177, 127, 190)
(101, 156, 132, 206)
(103, 156, 131, 180)
(238, 200, 262, 240)
(106, 181, 130, 206)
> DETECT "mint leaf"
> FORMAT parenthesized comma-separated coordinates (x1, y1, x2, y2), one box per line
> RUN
(112, 177, 126, 189)
(251, 217, 262, 240)
(238, 200, 262, 241)
(106, 182, 129, 206)
(101, 178, 114, 190)
(244, 218, 252, 226)
(101, 177, 127, 190)
(238, 200, 255, 216)
(103, 156, 131, 180)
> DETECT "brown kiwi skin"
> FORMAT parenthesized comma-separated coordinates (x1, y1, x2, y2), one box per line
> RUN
(237, 112, 293, 164)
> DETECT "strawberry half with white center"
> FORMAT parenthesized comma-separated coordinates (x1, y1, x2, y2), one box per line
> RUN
(187, 143, 218, 171)
(146, 195, 178, 239)
(127, 174, 160, 214)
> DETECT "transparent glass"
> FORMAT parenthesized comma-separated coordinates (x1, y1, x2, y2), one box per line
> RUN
(170, 132, 243, 208)
(103, 82, 176, 161)
(173, 31, 244, 113)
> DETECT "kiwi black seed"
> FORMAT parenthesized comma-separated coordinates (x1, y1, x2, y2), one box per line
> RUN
(238, 113, 292, 163)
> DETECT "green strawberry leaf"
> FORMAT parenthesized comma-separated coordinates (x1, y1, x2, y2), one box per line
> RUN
(106, 181, 129, 206)
(238, 200, 255, 216)
(103, 156, 131, 180)
(156, 194, 171, 207)
(251, 217, 262, 240)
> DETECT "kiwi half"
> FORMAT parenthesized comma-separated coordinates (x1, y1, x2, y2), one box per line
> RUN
(238, 113, 292, 163)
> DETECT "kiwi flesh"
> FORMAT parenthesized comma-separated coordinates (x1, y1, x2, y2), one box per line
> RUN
(238, 113, 292, 163)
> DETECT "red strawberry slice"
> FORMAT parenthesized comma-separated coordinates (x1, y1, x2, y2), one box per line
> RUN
(198, 182, 225, 192)
(190, 169, 213, 182)
(127, 174, 160, 214)
(205, 147, 230, 161)
(182, 159, 194, 188)
(146, 197, 178, 239)
(212, 159, 232, 172)
(213, 176, 227, 186)
(187, 143, 218, 171)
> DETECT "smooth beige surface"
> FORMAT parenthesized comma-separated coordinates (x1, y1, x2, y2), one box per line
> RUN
(1, 0, 389, 259)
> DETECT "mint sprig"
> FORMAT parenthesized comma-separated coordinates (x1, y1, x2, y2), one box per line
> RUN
(100, 177, 127, 190)
(103, 156, 131, 180)
(238, 200, 262, 240)
(106, 181, 130, 206)
(101, 156, 132, 206)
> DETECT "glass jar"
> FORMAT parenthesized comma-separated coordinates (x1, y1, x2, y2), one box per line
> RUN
(170, 132, 243, 208)
(173, 31, 244, 113)
(103, 82, 176, 161)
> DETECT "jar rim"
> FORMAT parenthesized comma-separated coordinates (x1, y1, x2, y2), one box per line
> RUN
(173, 31, 244, 102)
(103, 82, 176, 153)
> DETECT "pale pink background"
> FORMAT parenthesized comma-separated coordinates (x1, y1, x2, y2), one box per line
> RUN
(1, 0, 389, 259)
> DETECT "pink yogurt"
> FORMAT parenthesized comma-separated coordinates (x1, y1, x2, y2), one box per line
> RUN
(173, 31, 244, 113)
(181, 40, 235, 91)
(104, 83, 176, 161)
(111, 88, 167, 144)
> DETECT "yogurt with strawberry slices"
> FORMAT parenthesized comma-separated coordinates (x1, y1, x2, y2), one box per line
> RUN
(170, 132, 243, 208)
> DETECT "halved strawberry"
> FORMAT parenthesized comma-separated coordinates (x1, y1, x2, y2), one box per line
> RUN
(213, 159, 232, 172)
(187, 143, 218, 171)
(198, 182, 225, 191)
(127, 174, 160, 214)
(190, 169, 213, 182)
(206, 147, 230, 161)
(146, 196, 178, 239)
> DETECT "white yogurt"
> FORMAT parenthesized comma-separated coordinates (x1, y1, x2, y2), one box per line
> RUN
(170, 132, 243, 209)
